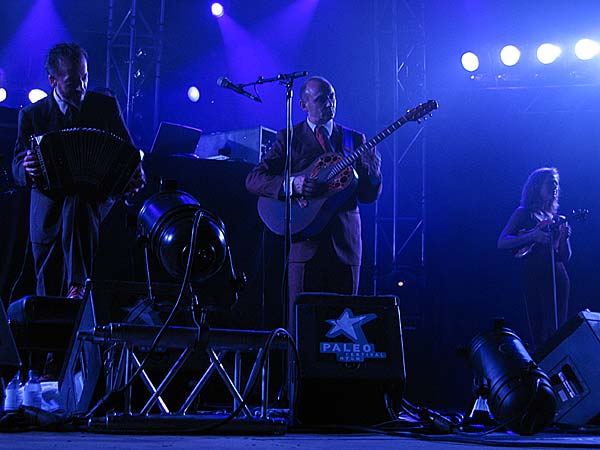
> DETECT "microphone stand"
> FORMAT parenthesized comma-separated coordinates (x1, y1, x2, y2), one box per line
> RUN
(246, 71, 307, 332)
(245, 71, 307, 418)
(549, 229, 559, 332)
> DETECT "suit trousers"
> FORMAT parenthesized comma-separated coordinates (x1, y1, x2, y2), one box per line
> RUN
(287, 240, 359, 338)
(31, 193, 113, 296)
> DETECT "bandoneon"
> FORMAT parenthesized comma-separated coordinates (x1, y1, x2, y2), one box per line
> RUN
(32, 127, 140, 198)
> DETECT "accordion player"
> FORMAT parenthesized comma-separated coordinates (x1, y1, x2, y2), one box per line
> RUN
(31, 127, 141, 199)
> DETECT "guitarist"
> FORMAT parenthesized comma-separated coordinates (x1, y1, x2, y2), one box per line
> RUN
(498, 167, 572, 350)
(245, 76, 381, 335)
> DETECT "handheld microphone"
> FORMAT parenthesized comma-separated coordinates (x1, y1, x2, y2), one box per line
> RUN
(217, 77, 262, 103)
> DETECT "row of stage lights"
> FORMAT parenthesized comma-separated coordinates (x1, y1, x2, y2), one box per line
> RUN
(7, 39, 598, 104)
(1, 82, 204, 107)
(0, 88, 48, 105)
(461, 38, 600, 72)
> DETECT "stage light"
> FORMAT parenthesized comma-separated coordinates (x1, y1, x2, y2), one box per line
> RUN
(187, 86, 200, 102)
(500, 45, 521, 66)
(28, 88, 48, 103)
(211, 2, 224, 18)
(461, 52, 479, 72)
(575, 38, 600, 61)
(137, 189, 227, 282)
(537, 43, 562, 64)
(467, 321, 556, 435)
(0, 88, 6, 103)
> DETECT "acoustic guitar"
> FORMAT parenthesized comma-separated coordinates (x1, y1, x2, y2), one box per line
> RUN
(257, 100, 438, 239)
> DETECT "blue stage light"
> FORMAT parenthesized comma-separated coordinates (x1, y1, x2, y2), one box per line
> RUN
(537, 43, 562, 64)
(461, 52, 480, 72)
(0, 88, 6, 103)
(500, 45, 521, 67)
(575, 38, 600, 61)
(28, 88, 47, 103)
(187, 86, 200, 102)
(211, 3, 224, 18)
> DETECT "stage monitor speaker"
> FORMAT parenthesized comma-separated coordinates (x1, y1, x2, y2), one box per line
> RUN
(536, 310, 600, 427)
(295, 293, 405, 426)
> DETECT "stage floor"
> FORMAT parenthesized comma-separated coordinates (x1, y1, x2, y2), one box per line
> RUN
(1, 430, 600, 449)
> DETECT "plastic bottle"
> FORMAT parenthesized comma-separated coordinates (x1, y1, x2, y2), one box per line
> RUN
(22, 370, 42, 409)
(3, 371, 22, 411)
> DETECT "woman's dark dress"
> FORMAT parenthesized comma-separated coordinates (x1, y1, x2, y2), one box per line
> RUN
(511, 207, 570, 350)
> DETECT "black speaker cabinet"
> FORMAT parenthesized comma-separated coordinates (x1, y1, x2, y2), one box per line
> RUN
(295, 293, 405, 426)
(537, 310, 600, 426)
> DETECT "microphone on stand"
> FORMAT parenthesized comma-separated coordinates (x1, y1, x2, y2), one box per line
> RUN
(216, 77, 262, 103)
(276, 71, 308, 80)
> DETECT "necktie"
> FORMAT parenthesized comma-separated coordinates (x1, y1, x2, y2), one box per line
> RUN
(65, 105, 79, 127)
(315, 125, 335, 153)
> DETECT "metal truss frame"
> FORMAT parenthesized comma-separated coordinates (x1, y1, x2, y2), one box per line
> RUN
(105, 0, 165, 134)
(78, 323, 292, 420)
(372, 0, 427, 293)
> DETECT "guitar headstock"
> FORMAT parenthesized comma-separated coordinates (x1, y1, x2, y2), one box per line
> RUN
(405, 100, 439, 123)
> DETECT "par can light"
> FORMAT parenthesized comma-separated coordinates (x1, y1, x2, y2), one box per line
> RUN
(467, 322, 557, 435)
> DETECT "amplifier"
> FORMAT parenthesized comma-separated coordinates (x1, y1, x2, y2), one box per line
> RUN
(195, 126, 277, 163)
(294, 292, 405, 425)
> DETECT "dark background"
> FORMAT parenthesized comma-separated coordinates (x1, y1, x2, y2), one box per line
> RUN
(1, 0, 599, 412)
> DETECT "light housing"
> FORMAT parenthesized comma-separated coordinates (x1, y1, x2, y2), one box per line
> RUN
(467, 321, 557, 435)
(137, 189, 227, 282)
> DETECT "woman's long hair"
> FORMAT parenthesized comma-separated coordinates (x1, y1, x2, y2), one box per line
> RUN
(520, 167, 559, 214)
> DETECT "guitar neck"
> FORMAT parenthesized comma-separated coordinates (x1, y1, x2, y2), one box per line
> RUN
(327, 117, 409, 180)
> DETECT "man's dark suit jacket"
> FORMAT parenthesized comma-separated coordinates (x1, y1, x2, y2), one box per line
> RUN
(12, 91, 131, 244)
(245, 120, 381, 265)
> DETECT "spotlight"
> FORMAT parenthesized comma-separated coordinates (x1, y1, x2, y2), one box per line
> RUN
(466, 320, 556, 435)
(0, 88, 6, 103)
(500, 45, 521, 67)
(211, 2, 224, 17)
(28, 88, 48, 103)
(575, 38, 600, 61)
(537, 43, 562, 64)
(461, 52, 479, 72)
(137, 189, 227, 282)
(187, 86, 200, 102)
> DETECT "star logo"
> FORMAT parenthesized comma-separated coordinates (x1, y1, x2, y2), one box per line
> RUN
(325, 308, 377, 343)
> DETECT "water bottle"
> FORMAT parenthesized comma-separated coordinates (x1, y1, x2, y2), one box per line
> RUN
(23, 370, 42, 409)
(3, 371, 22, 411)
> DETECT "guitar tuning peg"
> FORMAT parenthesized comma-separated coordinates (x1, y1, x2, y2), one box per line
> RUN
(416, 119, 422, 124)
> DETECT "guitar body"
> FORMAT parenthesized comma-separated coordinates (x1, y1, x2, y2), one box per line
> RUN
(258, 152, 358, 238)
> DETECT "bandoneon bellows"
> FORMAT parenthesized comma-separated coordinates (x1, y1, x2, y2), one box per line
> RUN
(32, 127, 140, 198)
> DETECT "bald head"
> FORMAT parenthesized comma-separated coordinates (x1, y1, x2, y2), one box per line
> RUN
(299, 76, 336, 125)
